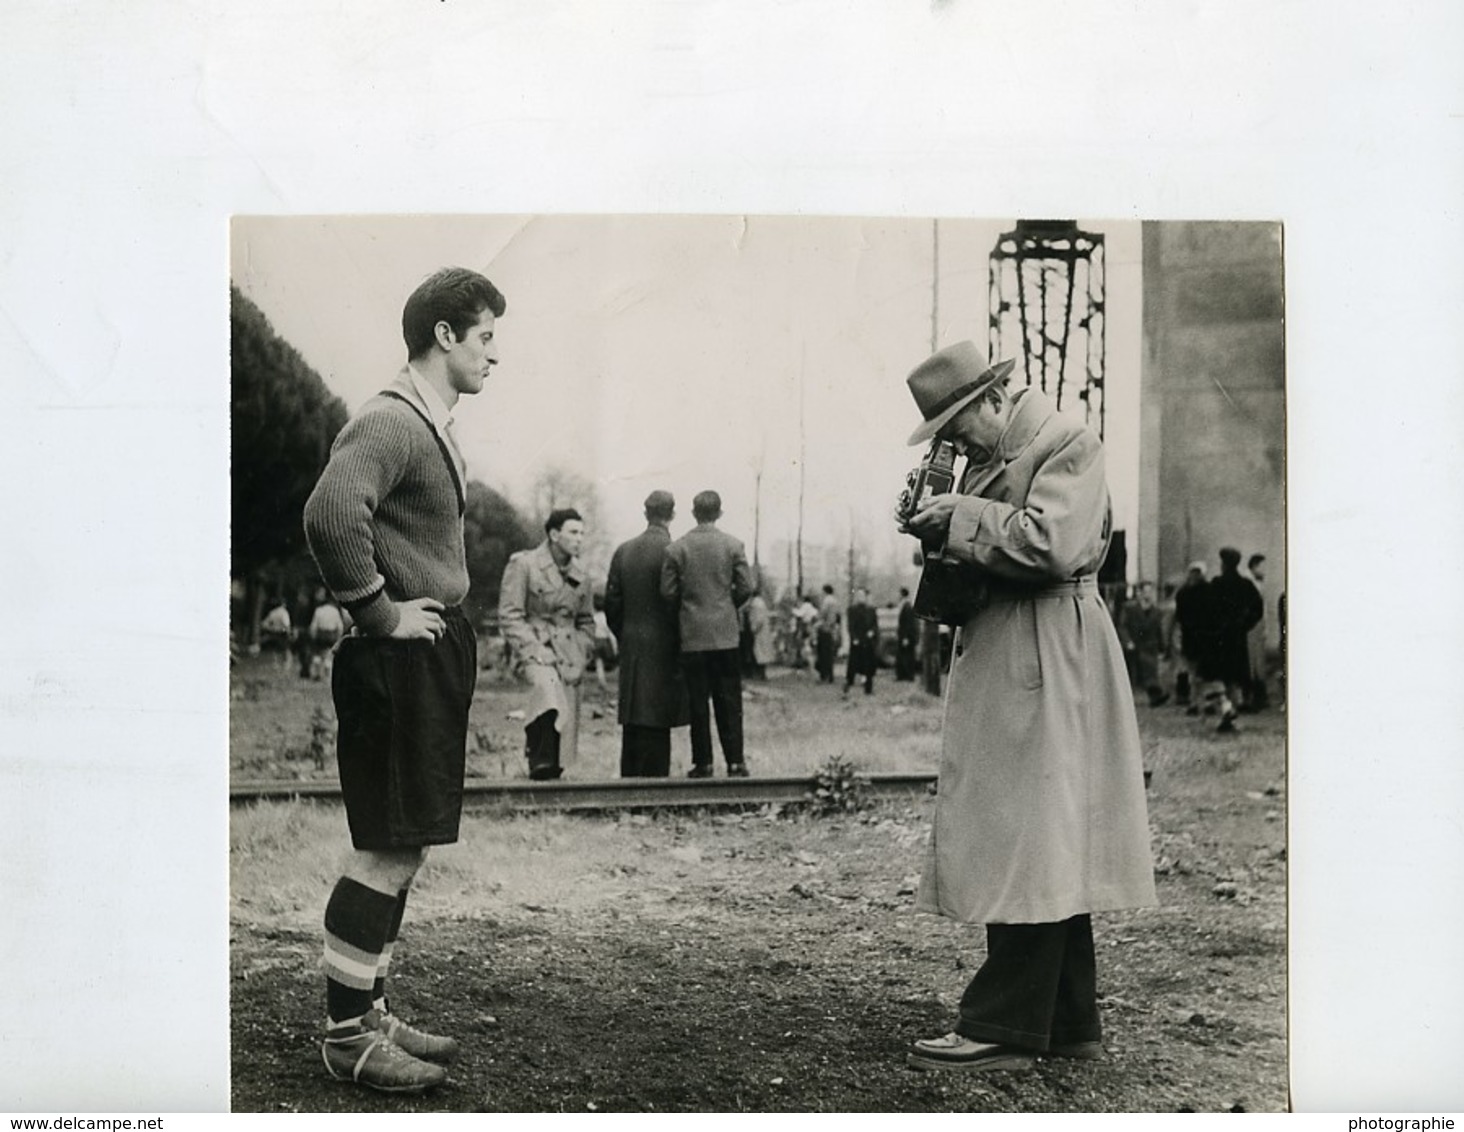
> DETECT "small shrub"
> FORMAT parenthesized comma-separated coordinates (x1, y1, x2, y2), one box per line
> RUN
(275, 706, 335, 773)
(808, 754, 872, 816)
(308, 706, 334, 770)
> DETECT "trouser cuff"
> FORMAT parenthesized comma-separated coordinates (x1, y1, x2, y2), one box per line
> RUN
(954, 1018, 1051, 1052)
(1049, 1021, 1104, 1045)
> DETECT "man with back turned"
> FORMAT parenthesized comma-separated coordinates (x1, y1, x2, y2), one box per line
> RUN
(660, 489, 753, 778)
(898, 340, 1156, 1073)
(604, 490, 690, 776)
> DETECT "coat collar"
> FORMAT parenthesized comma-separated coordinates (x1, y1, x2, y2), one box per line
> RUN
(998, 387, 1054, 459)
(528, 540, 587, 587)
(962, 387, 1056, 494)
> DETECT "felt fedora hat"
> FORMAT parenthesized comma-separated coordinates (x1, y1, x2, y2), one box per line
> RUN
(905, 341, 1016, 445)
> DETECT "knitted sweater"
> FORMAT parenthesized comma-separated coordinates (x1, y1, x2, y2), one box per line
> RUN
(303, 381, 468, 637)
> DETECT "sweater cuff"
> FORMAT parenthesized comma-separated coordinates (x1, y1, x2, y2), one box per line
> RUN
(349, 591, 401, 637)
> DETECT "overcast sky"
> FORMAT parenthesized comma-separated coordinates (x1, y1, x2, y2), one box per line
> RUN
(231, 215, 1141, 581)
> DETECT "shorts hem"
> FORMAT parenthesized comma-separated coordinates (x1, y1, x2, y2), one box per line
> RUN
(347, 828, 462, 852)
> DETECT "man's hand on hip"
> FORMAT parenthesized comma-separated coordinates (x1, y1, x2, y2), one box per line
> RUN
(390, 597, 447, 641)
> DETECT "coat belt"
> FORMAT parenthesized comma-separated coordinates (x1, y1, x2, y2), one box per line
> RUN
(985, 575, 1099, 604)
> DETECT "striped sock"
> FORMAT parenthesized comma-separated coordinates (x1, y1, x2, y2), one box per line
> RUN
(323, 877, 399, 1025)
(372, 887, 410, 1011)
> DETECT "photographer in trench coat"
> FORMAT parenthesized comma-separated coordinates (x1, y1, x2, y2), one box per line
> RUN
(899, 341, 1156, 1074)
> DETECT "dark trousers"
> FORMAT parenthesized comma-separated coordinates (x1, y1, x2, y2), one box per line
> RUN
(620, 724, 671, 777)
(525, 710, 562, 780)
(815, 631, 836, 683)
(682, 648, 744, 768)
(955, 914, 1102, 1051)
(845, 648, 875, 694)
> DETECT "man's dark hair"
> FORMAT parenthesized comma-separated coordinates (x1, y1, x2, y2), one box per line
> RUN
(692, 490, 722, 522)
(899, 586, 910, 597)
(1219, 547, 1241, 571)
(822, 584, 834, 595)
(545, 507, 583, 535)
(1248, 553, 1266, 570)
(644, 492, 675, 523)
(402, 268, 506, 360)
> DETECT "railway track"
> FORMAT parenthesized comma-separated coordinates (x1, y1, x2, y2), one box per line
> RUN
(230, 771, 938, 813)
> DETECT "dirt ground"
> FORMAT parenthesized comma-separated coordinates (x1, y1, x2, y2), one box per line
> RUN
(230, 657, 1287, 1113)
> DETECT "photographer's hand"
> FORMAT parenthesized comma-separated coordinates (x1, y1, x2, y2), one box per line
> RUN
(908, 493, 960, 539)
(894, 489, 915, 533)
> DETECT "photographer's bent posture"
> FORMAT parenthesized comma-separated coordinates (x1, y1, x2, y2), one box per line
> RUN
(898, 341, 1156, 1074)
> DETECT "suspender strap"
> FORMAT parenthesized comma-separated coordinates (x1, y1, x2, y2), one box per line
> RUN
(378, 390, 466, 515)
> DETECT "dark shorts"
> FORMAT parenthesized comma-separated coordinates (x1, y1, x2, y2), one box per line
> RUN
(331, 606, 477, 850)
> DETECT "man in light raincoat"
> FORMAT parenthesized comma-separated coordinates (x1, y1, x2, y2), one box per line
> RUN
(499, 507, 597, 780)
(900, 340, 1156, 1074)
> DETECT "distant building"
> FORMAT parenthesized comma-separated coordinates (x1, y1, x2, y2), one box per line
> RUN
(1138, 221, 1285, 648)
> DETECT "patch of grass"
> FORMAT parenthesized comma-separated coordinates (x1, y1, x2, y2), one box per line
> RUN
(230, 801, 344, 921)
(231, 798, 340, 859)
(230, 804, 701, 932)
(232, 655, 947, 784)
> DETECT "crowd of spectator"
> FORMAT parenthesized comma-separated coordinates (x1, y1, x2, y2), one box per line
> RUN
(254, 587, 349, 680)
(1114, 547, 1283, 734)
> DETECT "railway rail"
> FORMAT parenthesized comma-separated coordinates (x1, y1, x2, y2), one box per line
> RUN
(230, 771, 938, 813)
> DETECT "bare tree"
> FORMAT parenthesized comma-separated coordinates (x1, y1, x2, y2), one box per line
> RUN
(525, 464, 611, 582)
(796, 345, 806, 599)
(751, 432, 766, 581)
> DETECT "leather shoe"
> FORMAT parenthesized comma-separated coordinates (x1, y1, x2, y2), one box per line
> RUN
(726, 763, 750, 778)
(687, 765, 713, 779)
(322, 1027, 446, 1093)
(365, 1006, 459, 1064)
(906, 1032, 1035, 1073)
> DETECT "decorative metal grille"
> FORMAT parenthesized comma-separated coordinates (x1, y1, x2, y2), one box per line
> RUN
(988, 220, 1107, 436)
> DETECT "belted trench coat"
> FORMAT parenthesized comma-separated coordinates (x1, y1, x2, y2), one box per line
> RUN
(498, 542, 597, 746)
(915, 389, 1157, 924)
